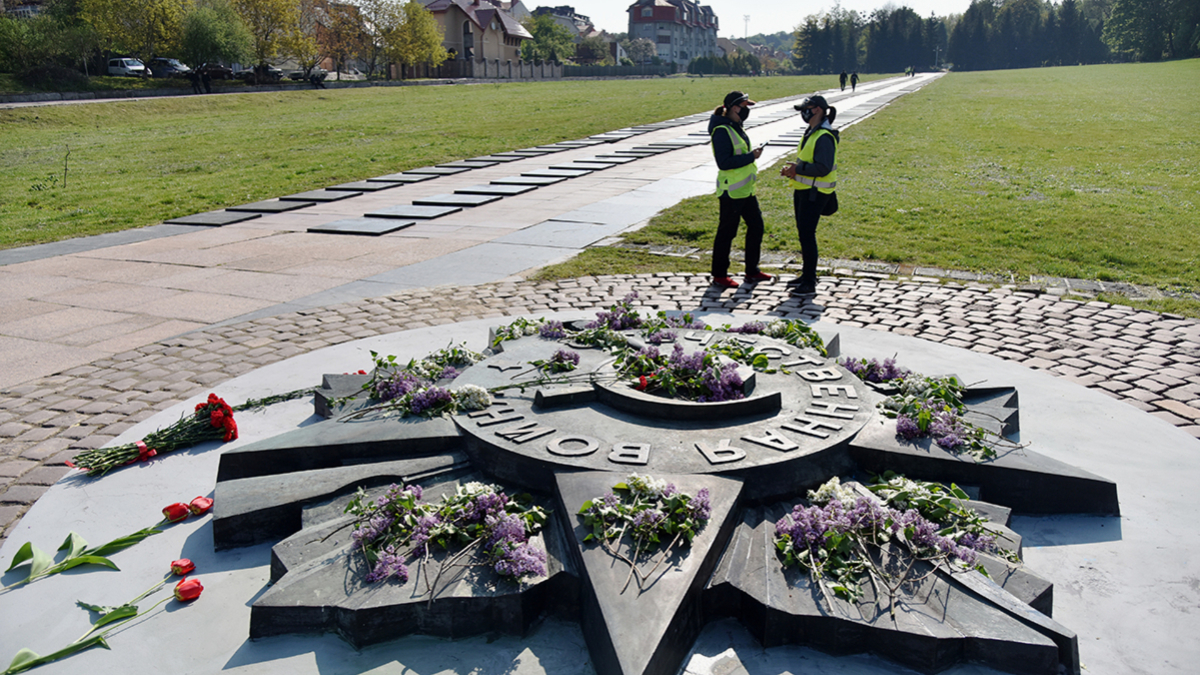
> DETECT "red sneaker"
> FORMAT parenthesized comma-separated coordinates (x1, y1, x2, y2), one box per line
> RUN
(712, 276, 739, 289)
(744, 271, 773, 283)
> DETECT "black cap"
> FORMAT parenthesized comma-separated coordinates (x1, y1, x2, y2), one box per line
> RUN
(797, 94, 828, 110)
(723, 91, 753, 108)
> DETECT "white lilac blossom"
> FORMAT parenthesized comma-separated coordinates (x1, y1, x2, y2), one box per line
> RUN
(454, 384, 491, 411)
(806, 476, 858, 506)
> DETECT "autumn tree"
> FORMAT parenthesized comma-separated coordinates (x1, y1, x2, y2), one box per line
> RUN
(231, 0, 297, 66)
(81, 0, 184, 60)
(285, 0, 326, 76)
(325, 2, 368, 78)
(379, 0, 447, 77)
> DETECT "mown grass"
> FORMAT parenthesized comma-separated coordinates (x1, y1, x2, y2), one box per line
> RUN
(588, 60, 1199, 304)
(0, 74, 890, 250)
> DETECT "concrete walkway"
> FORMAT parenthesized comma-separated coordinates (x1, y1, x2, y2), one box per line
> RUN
(2, 72, 1199, 544)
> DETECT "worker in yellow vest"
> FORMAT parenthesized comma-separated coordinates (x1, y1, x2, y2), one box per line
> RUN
(709, 91, 772, 289)
(781, 94, 839, 295)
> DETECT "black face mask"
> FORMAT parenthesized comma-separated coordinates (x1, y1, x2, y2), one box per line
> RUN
(738, 106, 751, 122)
(800, 107, 815, 123)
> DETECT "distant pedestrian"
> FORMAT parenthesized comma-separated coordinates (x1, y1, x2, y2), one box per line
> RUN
(201, 70, 211, 94)
(850, 71, 859, 92)
(839, 70, 847, 91)
(310, 72, 326, 89)
(782, 94, 839, 296)
(188, 70, 202, 94)
(707, 91, 771, 290)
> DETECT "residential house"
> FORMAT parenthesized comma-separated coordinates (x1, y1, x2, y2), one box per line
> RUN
(423, 0, 532, 62)
(626, 0, 718, 67)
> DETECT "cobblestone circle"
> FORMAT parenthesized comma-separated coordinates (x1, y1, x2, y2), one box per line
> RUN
(3, 273, 1199, 545)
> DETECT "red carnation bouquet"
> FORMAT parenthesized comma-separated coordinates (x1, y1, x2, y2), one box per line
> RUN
(68, 394, 239, 477)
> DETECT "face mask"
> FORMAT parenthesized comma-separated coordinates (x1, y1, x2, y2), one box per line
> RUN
(800, 107, 815, 123)
(738, 106, 751, 122)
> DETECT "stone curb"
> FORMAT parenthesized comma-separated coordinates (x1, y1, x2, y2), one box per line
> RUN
(2, 273, 1199, 545)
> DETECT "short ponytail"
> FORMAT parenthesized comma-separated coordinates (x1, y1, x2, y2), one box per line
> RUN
(714, 105, 726, 116)
(826, 105, 837, 124)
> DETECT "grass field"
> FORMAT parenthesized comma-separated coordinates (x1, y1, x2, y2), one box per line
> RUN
(560, 60, 1200, 306)
(0, 74, 872, 250)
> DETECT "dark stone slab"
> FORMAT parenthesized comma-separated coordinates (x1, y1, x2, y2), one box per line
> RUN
(555, 471, 744, 675)
(455, 184, 538, 196)
(411, 193, 503, 208)
(314, 372, 371, 417)
(164, 211, 262, 226)
(491, 175, 567, 186)
(439, 159, 500, 169)
(498, 150, 552, 157)
(476, 154, 523, 163)
(327, 180, 404, 192)
(849, 420, 1120, 516)
(365, 204, 462, 219)
(307, 218, 414, 236)
(403, 166, 471, 176)
(976, 553, 1055, 616)
(215, 415, 463, 481)
(619, 148, 671, 156)
(582, 156, 640, 165)
(551, 162, 614, 172)
(213, 453, 471, 550)
(280, 189, 360, 202)
(250, 474, 578, 647)
(227, 200, 314, 213)
(521, 168, 592, 178)
(706, 503, 1078, 675)
(367, 172, 436, 183)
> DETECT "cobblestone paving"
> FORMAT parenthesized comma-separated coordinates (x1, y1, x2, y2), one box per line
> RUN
(2, 273, 1199, 544)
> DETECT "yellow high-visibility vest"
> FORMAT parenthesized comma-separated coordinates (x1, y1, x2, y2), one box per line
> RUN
(712, 125, 757, 199)
(790, 128, 838, 193)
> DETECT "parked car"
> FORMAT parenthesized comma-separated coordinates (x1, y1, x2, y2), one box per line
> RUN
(149, 58, 190, 78)
(195, 63, 233, 80)
(107, 58, 149, 77)
(235, 65, 284, 83)
(288, 67, 326, 81)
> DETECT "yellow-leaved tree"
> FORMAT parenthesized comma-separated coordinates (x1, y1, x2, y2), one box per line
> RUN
(82, 0, 185, 61)
(380, 0, 447, 78)
(230, 0, 298, 66)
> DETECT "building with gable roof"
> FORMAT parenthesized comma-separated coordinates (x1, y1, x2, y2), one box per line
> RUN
(422, 0, 532, 63)
(626, 0, 718, 67)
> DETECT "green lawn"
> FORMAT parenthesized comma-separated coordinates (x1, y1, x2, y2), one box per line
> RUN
(0, 74, 878, 250)
(571, 60, 1200, 302)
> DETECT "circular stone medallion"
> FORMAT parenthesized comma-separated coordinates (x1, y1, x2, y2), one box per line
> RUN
(450, 329, 878, 500)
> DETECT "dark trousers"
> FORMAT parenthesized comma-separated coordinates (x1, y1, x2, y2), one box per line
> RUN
(712, 193, 763, 278)
(793, 189, 830, 285)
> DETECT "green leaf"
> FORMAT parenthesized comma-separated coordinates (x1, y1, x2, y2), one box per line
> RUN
(92, 604, 138, 628)
(577, 500, 594, 515)
(6, 648, 41, 672)
(89, 526, 162, 557)
(5, 542, 35, 572)
(26, 544, 53, 578)
(58, 532, 89, 559)
(57, 556, 119, 573)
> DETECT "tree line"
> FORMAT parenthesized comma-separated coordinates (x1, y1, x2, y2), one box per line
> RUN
(0, 0, 449, 84)
(789, 0, 1198, 74)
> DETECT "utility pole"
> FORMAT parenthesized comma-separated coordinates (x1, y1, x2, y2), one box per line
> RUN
(933, 45, 941, 69)
(744, 15, 749, 39)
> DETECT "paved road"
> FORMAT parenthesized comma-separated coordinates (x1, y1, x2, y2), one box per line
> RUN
(2, 73, 1198, 543)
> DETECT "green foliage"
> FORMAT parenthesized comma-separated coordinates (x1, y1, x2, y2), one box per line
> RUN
(3, 526, 163, 590)
(181, 0, 253, 66)
(382, 0, 447, 70)
(520, 14, 575, 62)
(81, 0, 185, 60)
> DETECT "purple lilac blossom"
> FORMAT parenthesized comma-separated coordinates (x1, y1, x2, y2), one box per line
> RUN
(365, 546, 409, 583)
(494, 543, 547, 578)
(896, 414, 922, 439)
(586, 292, 642, 330)
(646, 330, 676, 345)
(467, 490, 508, 522)
(698, 362, 745, 402)
(409, 386, 453, 415)
(663, 314, 706, 329)
(438, 365, 461, 380)
(539, 320, 566, 339)
(551, 349, 580, 367)
(729, 321, 767, 334)
(411, 513, 443, 550)
(690, 488, 713, 521)
(485, 513, 529, 549)
(668, 343, 705, 372)
(375, 371, 425, 402)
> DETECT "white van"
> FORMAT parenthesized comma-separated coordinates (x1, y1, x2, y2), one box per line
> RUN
(107, 58, 149, 77)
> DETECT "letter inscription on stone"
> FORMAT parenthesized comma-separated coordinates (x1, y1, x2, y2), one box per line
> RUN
(469, 404, 524, 427)
(811, 384, 858, 399)
(797, 368, 842, 382)
(608, 443, 650, 465)
(782, 353, 824, 368)
(695, 439, 746, 464)
(547, 435, 600, 457)
(781, 417, 843, 439)
(495, 421, 556, 444)
(683, 331, 714, 346)
(742, 428, 799, 452)
(805, 402, 860, 420)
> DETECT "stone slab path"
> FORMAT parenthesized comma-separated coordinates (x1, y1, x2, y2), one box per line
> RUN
(2, 73, 1199, 544)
